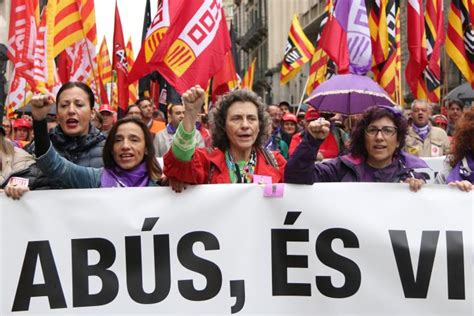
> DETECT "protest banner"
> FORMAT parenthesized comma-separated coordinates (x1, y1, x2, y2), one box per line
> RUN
(0, 183, 472, 315)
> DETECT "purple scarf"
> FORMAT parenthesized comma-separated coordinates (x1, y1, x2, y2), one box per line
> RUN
(447, 154, 474, 183)
(166, 123, 177, 135)
(412, 124, 430, 141)
(100, 162, 149, 187)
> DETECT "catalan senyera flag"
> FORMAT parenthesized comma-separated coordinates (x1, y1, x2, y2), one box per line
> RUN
(112, 2, 129, 113)
(52, 0, 96, 57)
(98, 36, 112, 85)
(446, 0, 474, 88)
(280, 15, 314, 84)
(421, 0, 444, 102)
(369, 0, 400, 100)
(128, 0, 178, 84)
(241, 58, 256, 90)
(145, 0, 232, 94)
(306, 1, 333, 96)
(126, 37, 138, 104)
(405, 0, 428, 99)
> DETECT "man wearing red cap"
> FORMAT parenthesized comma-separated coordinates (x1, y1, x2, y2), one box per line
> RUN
(98, 104, 116, 134)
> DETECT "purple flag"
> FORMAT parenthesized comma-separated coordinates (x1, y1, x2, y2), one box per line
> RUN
(334, 0, 372, 75)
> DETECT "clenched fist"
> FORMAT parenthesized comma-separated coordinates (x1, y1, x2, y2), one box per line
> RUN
(30, 94, 55, 121)
(182, 85, 205, 115)
(307, 118, 330, 140)
(181, 85, 205, 132)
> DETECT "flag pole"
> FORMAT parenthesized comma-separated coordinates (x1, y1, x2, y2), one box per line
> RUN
(296, 74, 311, 116)
(442, 47, 449, 106)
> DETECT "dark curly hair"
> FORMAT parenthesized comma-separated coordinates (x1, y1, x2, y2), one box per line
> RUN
(350, 106, 408, 158)
(210, 89, 269, 151)
(103, 117, 162, 181)
(449, 108, 474, 167)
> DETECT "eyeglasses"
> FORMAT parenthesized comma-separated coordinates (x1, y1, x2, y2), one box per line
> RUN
(365, 126, 398, 137)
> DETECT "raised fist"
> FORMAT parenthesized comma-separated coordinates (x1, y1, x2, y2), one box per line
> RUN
(30, 94, 55, 121)
(307, 118, 330, 140)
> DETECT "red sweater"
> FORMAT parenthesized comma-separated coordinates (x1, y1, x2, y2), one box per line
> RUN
(164, 147, 286, 184)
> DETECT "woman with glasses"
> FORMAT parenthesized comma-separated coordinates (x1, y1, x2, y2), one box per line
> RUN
(285, 105, 427, 191)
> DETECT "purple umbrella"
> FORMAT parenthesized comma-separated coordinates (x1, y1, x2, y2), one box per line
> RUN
(305, 74, 396, 115)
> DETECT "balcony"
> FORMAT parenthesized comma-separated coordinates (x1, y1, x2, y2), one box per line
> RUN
(237, 19, 267, 51)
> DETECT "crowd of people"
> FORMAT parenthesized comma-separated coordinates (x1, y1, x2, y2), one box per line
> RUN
(1, 82, 473, 200)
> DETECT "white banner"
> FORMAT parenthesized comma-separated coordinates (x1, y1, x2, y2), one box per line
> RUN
(419, 156, 446, 184)
(0, 184, 472, 315)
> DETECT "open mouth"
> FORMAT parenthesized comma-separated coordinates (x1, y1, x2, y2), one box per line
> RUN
(119, 153, 134, 161)
(65, 119, 79, 129)
(238, 134, 253, 141)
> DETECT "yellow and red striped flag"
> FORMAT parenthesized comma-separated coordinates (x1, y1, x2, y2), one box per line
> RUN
(52, 0, 96, 57)
(241, 58, 256, 90)
(98, 36, 112, 85)
(369, 0, 400, 100)
(446, 0, 474, 88)
(306, 0, 334, 96)
(126, 37, 138, 104)
(280, 15, 315, 84)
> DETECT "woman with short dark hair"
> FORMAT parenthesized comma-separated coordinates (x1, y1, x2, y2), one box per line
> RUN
(285, 105, 427, 191)
(26, 82, 106, 170)
(164, 86, 285, 187)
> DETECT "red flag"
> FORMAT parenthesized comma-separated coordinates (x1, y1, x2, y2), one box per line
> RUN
(126, 37, 138, 104)
(211, 51, 238, 102)
(112, 2, 129, 113)
(56, 50, 72, 84)
(405, 0, 428, 98)
(8, 0, 38, 86)
(320, 2, 349, 74)
(147, 0, 231, 94)
(128, 0, 177, 84)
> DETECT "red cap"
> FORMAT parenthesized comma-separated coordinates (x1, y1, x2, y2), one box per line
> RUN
(433, 114, 448, 125)
(99, 104, 116, 114)
(13, 118, 32, 129)
(282, 113, 297, 123)
(305, 108, 320, 121)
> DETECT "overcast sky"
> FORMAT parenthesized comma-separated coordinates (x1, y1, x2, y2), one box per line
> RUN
(95, 0, 157, 58)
